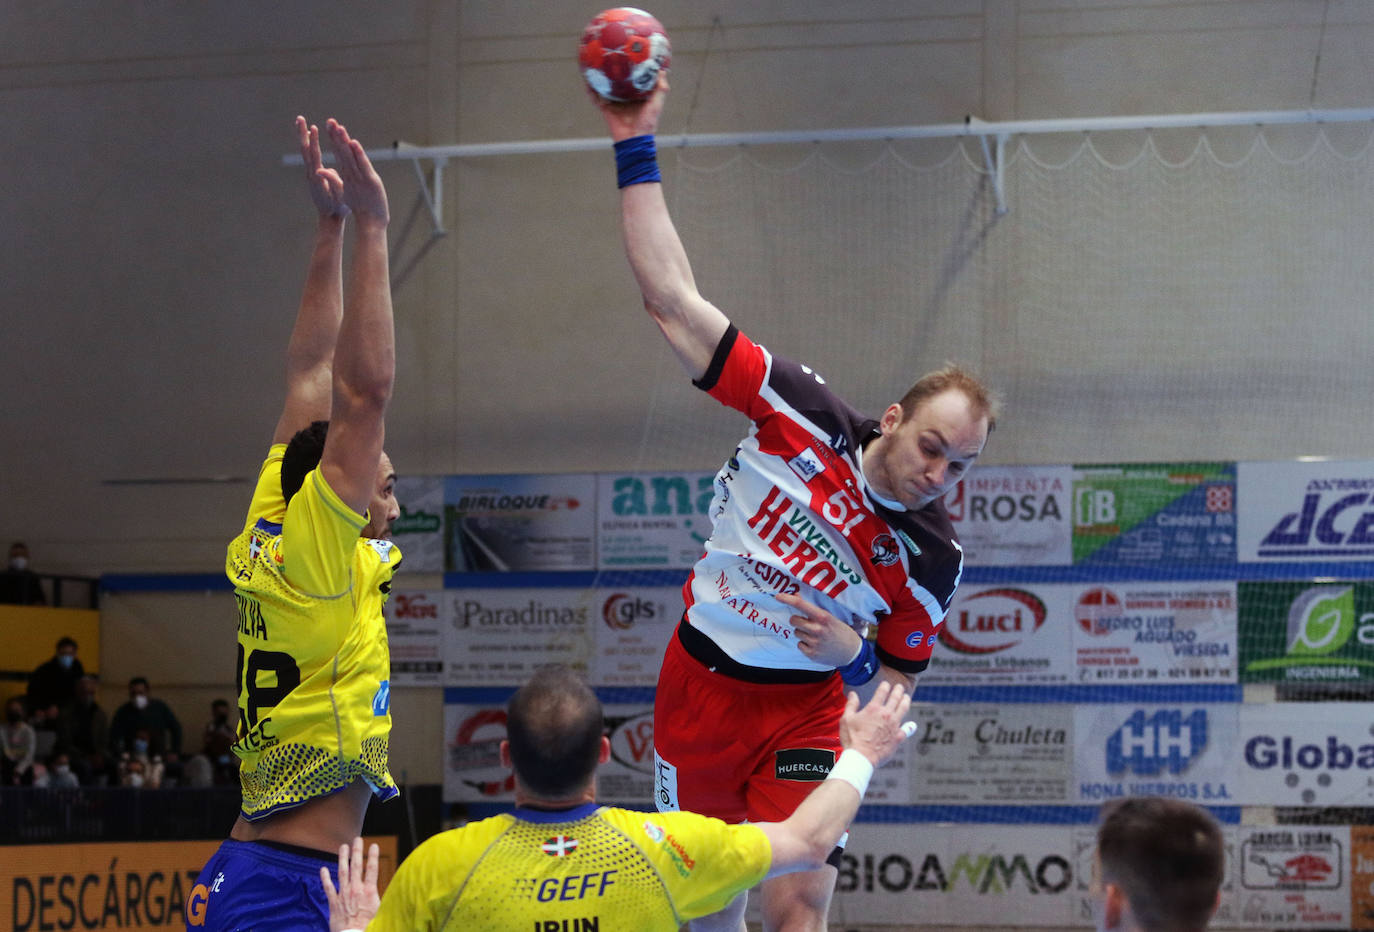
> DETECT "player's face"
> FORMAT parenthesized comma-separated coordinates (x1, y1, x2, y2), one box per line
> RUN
(872, 389, 987, 510)
(361, 452, 399, 540)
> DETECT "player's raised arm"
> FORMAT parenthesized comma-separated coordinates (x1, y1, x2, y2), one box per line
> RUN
(593, 77, 729, 382)
(273, 116, 349, 445)
(755, 682, 913, 877)
(316, 118, 395, 517)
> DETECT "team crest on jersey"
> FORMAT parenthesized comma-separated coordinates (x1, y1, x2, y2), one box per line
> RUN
(367, 539, 396, 562)
(787, 448, 826, 483)
(541, 835, 579, 857)
(870, 534, 900, 566)
(642, 822, 665, 842)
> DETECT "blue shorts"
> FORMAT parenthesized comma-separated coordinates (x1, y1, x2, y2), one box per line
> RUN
(185, 839, 336, 931)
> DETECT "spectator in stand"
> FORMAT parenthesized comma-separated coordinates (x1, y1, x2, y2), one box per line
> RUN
(27, 636, 86, 717)
(44, 751, 81, 789)
(0, 541, 46, 605)
(109, 676, 182, 758)
(2, 696, 37, 785)
(121, 756, 149, 788)
(55, 675, 111, 785)
(118, 727, 166, 789)
(202, 698, 239, 786)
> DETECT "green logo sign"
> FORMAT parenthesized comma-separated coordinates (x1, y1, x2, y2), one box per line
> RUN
(1240, 582, 1374, 682)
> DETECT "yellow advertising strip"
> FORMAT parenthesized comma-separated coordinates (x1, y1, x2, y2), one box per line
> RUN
(1, 836, 396, 931)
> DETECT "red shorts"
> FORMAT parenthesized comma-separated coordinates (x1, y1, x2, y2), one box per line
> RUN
(653, 623, 845, 824)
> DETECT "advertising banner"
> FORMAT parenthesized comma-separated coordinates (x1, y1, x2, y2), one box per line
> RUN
(943, 465, 1073, 567)
(1239, 581, 1374, 685)
(1073, 704, 1239, 806)
(923, 584, 1076, 686)
(588, 586, 681, 686)
(443, 693, 654, 804)
(1237, 460, 1374, 562)
(924, 581, 1237, 689)
(1351, 826, 1374, 929)
(1072, 462, 1236, 565)
(391, 475, 445, 573)
(0, 838, 396, 930)
(443, 588, 596, 685)
(383, 589, 447, 685)
(444, 474, 597, 572)
(1237, 703, 1374, 806)
(826, 824, 1075, 928)
(596, 472, 714, 570)
(1071, 582, 1237, 686)
(907, 704, 1072, 804)
(1233, 825, 1350, 928)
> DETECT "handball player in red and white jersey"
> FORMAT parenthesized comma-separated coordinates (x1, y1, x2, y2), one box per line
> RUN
(593, 77, 999, 932)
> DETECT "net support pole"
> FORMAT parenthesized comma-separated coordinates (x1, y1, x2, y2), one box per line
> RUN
(968, 116, 1009, 215)
(285, 107, 1374, 233)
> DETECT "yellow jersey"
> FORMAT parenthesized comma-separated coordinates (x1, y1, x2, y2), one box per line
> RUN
(368, 803, 771, 931)
(226, 444, 401, 818)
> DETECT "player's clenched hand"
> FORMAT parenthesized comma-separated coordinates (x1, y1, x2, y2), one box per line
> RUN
(591, 72, 669, 143)
(838, 681, 913, 768)
(321, 837, 380, 932)
(778, 591, 863, 667)
(324, 119, 390, 230)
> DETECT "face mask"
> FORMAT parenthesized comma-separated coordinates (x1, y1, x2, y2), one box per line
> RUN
(57, 655, 74, 669)
(127, 773, 145, 788)
(133, 695, 148, 710)
(133, 739, 149, 755)
(55, 765, 70, 776)
(9, 557, 27, 571)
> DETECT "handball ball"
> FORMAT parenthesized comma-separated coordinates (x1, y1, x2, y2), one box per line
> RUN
(579, 7, 671, 102)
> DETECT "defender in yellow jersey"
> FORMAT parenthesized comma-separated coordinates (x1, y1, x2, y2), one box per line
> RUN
(227, 442, 400, 817)
(189, 115, 401, 932)
(322, 667, 914, 932)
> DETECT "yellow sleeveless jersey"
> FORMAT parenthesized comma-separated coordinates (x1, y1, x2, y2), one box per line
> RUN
(226, 444, 401, 818)
(369, 803, 770, 931)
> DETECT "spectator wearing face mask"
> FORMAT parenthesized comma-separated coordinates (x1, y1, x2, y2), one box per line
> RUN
(43, 751, 81, 789)
(109, 677, 182, 758)
(0, 542, 46, 605)
(27, 636, 85, 717)
(1, 697, 37, 785)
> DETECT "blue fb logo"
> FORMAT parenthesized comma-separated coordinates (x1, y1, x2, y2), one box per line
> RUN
(372, 680, 391, 716)
(1106, 709, 1207, 776)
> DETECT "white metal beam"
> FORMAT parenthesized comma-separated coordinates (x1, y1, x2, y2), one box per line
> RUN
(285, 107, 1374, 229)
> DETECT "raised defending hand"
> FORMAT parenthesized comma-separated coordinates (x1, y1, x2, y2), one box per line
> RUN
(838, 681, 913, 768)
(778, 591, 864, 667)
(297, 116, 348, 219)
(321, 837, 381, 932)
(591, 72, 670, 143)
(323, 118, 390, 229)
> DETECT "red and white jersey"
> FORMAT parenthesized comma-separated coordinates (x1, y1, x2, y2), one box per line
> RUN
(684, 326, 965, 675)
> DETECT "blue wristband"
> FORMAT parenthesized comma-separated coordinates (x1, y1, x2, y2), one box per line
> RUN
(838, 638, 878, 686)
(614, 134, 661, 188)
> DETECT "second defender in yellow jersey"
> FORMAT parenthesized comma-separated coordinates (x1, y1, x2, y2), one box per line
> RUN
(322, 667, 915, 932)
(369, 803, 768, 931)
(228, 444, 400, 818)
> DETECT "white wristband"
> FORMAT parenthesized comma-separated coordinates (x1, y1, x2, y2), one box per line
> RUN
(825, 748, 875, 797)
